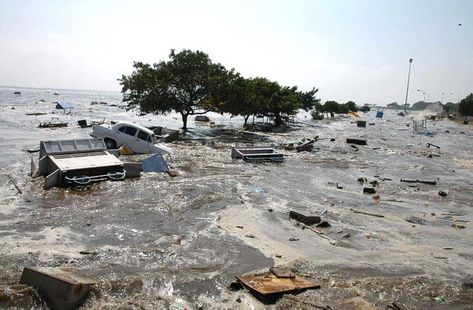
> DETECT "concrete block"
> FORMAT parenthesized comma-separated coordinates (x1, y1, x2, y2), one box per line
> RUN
(20, 267, 95, 310)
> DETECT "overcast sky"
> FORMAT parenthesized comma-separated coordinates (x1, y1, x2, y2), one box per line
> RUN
(0, 0, 471, 105)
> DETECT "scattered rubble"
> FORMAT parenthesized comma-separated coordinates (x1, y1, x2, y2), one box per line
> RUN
(405, 216, 428, 225)
(39, 122, 68, 128)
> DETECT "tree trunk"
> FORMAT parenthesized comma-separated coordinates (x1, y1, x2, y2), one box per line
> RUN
(181, 112, 189, 132)
(244, 115, 250, 127)
(274, 112, 283, 127)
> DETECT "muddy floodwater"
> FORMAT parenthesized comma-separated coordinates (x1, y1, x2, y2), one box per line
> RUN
(0, 86, 472, 309)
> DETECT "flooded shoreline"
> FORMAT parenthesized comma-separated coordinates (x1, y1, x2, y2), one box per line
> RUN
(0, 86, 472, 309)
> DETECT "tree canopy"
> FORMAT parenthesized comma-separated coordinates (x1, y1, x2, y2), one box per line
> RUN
(458, 94, 473, 117)
(314, 100, 359, 116)
(120, 49, 230, 131)
(120, 49, 320, 130)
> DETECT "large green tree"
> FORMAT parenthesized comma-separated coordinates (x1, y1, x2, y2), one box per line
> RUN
(120, 49, 230, 131)
(458, 93, 473, 117)
(323, 101, 340, 116)
(219, 76, 260, 127)
(220, 77, 320, 127)
(345, 101, 358, 112)
(249, 78, 300, 127)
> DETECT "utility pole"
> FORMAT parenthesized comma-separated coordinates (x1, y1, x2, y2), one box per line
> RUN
(404, 58, 413, 113)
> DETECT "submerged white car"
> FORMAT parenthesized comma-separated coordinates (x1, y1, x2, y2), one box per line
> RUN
(91, 122, 174, 154)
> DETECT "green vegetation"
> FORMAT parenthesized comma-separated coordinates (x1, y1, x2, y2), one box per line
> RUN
(458, 93, 473, 117)
(359, 105, 371, 112)
(120, 49, 230, 131)
(443, 102, 458, 114)
(310, 100, 362, 119)
(120, 49, 320, 130)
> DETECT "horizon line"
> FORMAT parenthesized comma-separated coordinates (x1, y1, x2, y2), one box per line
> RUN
(0, 84, 120, 93)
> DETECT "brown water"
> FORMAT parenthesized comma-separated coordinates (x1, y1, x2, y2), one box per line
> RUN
(0, 86, 472, 309)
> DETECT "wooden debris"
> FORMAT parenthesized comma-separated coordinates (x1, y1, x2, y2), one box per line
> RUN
(237, 271, 320, 296)
(7, 174, 22, 195)
(350, 208, 385, 218)
(301, 224, 338, 246)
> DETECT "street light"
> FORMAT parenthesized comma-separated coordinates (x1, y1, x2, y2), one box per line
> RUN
(417, 89, 427, 101)
(404, 58, 413, 113)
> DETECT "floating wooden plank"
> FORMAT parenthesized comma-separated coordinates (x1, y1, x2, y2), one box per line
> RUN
(237, 272, 319, 296)
(350, 208, 385, 218)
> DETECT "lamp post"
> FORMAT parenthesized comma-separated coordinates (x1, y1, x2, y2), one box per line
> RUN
(417, 89, 427, 101)
(404, 58, 413, 113)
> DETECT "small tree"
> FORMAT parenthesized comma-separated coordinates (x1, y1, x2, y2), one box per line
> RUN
(120, 49, 230, 131)
(310, 110, 324, 120)
(323, 101, 340, 116)
(458, 94, 473, 117)
(345, 101, 358, 112)
(360, 105, 371, 112)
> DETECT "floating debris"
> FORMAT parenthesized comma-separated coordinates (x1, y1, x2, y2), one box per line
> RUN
(236, 268, 320, 297)
(19, 267, 96, 310)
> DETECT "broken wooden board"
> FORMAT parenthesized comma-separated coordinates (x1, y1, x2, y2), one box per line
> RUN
(237, 272, 320, 296)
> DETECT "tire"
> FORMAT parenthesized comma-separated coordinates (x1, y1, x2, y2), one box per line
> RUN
(104, 138, 117, 149)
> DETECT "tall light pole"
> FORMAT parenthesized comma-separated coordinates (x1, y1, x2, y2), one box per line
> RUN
(404, 58, 413, 113)
(417, 89, 426, 101)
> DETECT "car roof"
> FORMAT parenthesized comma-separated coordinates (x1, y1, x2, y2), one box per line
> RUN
(113, 122, 154, 135)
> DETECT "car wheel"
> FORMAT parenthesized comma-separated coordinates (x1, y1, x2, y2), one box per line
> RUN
(104, 138, 117, 149)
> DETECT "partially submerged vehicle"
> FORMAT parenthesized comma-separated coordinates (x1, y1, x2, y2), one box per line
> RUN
(90, 122, 174, 154)
(36, 138, 125, 189)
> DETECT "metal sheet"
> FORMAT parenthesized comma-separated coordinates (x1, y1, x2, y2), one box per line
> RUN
(49, 152, 122, 171)
(141, 154, 169, 173)
(40, 139, 106, 158)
